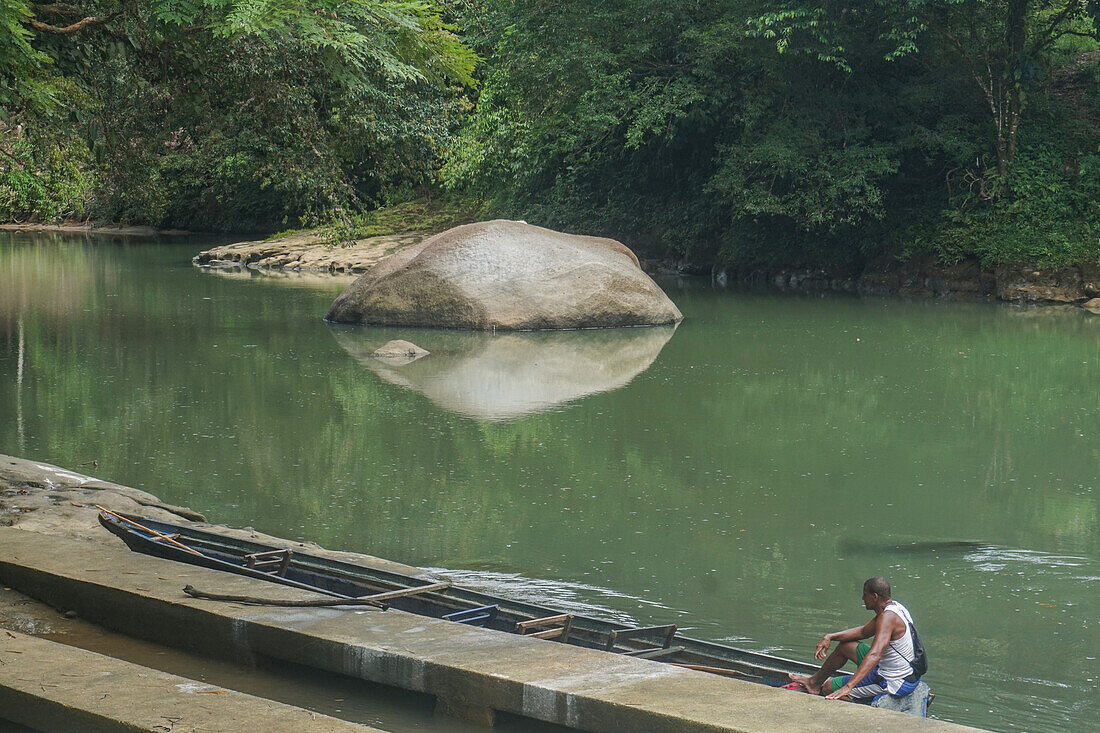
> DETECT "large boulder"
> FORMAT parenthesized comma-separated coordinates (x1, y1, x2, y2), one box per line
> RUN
(325, 220, 683, 330)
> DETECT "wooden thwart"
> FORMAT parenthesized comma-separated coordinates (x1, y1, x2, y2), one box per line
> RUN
(244, 549, 293, 577)
(605, 624, 677, 652)
(515, 613, 574, 642)
(623, 645, 685, 660)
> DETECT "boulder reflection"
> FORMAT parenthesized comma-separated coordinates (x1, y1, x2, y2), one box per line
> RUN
(197, 266, 358, 290)
(330, 325, 676, 420)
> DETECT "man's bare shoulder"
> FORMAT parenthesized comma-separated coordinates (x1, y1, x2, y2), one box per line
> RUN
(881, 606, 908, 637)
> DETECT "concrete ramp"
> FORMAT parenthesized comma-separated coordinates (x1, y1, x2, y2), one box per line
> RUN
(0, 528, 982, 732)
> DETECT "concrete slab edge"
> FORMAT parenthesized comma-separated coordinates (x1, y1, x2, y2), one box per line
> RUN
(0, 630, 379, 732)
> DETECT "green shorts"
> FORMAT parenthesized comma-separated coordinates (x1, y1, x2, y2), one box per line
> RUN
(828, 642, 871, 692)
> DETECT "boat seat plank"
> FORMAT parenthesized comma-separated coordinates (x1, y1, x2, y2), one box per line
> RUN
(623, 645, 686, 660)
(605, 624, 678, 651)
(245, 548, 293, 577)
(516, 613, 573, 642)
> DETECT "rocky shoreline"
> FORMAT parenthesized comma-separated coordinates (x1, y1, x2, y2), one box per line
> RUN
(0, 454, 419, 574)
(193, 230, 427, 274)
(684, 256, 1100, 310)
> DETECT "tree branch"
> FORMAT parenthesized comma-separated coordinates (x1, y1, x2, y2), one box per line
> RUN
(29, 15, 106, 35)
(1045, 28, 1098, 45)
(1031, 2, 1086, 53)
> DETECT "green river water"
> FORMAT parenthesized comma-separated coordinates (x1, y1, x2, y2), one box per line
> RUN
(1, 233, 1097, 732)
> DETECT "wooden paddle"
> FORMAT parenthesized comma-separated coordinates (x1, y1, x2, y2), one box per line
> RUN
(183, 585, 389, 609)
(669, 663, 757, 678)
(181, 580, 453, 609)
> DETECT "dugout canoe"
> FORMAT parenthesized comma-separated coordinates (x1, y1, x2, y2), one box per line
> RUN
(97, 510, 821, 685)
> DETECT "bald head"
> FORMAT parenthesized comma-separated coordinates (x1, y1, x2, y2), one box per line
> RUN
(863, 576, 891, 598)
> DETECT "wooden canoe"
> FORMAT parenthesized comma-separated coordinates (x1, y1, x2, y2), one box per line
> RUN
(98, 510, 821, 686)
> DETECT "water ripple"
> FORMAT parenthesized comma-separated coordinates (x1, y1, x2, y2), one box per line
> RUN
(424, 567, 669, 624)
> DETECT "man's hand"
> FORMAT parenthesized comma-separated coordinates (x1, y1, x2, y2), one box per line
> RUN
(813, 635, 832, 660)
(825, 684, 852, 700)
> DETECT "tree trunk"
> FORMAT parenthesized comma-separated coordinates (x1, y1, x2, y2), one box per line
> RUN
(996, 0, 1029, 174)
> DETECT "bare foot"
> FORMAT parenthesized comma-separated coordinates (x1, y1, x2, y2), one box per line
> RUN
(788, 673, 822, 695)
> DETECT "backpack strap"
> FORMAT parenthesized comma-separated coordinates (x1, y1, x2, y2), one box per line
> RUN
(884, 602, 917, 670)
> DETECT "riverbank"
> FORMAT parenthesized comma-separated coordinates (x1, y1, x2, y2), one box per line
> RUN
(684, 256, 1100, 309)
(0, 222, 194, 236)
(192, 224, 1100, 311)
(12, 206, 1098, 309)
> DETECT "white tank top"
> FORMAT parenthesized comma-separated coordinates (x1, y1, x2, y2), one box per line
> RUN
(878, 600, 917, 683)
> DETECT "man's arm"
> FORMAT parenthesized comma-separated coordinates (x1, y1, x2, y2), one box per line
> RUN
(812, 617, 877, 660)
(824, 612, 899, 699)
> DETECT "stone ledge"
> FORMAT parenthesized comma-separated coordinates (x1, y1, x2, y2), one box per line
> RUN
(192, 232, 425, 274)
(0, 630, 378, 732)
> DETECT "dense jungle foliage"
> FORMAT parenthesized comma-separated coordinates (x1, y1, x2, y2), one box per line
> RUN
(3, 1, 1100, 268)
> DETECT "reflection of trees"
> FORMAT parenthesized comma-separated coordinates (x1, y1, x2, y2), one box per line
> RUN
(982, 425, 1013, 492)
(1, 235, 116, 452)
(0, 235, 103, 337)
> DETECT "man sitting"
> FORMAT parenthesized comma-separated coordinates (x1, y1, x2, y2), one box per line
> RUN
(788, 576, 922, 702)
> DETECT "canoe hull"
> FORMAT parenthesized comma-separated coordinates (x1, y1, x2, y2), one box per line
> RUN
(98, 511, 819, 684)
